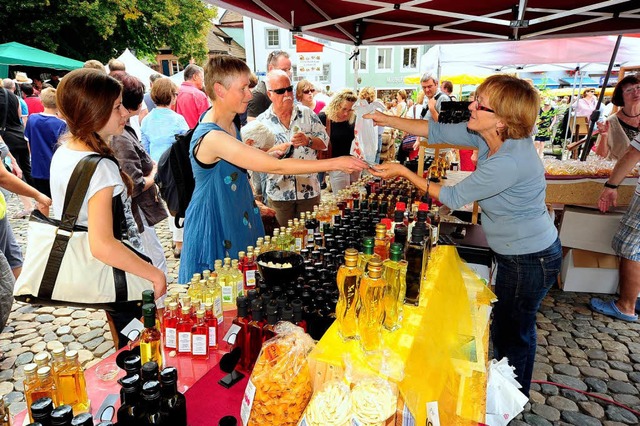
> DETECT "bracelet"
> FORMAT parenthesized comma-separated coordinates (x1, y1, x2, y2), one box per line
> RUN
(307, 136, 313, 147)
(604, 181, 619, 189)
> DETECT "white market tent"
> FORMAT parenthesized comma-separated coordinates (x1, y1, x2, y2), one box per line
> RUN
(169, 70, 185, 84)
(421, 35, 640, 75)
(110, 48, 159, 89)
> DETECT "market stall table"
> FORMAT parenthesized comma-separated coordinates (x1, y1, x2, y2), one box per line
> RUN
(12, 311, 247, 426)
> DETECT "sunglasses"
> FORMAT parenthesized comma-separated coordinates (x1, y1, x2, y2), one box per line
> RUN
(269, 85, 294, 95)
(475, 100, 495, 114)
(303, 89, 316, 94)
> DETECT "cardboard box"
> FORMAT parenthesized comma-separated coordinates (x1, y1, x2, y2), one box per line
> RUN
(560, 248, 619, 293)
(559, 205, 624, 256)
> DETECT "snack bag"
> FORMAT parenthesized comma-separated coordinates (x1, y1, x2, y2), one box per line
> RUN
(299, 381, 352, 426)
(241, 323, 315, 426)
(350, 376, 397, 426)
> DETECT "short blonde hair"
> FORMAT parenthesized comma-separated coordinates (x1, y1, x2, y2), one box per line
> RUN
(325, 89, 358, 123)
(83, 60, 105, 72)
(203, 55, 250, 101)
(295, 79, 315, 101)
(476, 74, 539, 140)
(39, 87, 57, 109)
(359, 87, 376, 103)
(240, 120, 276, 151)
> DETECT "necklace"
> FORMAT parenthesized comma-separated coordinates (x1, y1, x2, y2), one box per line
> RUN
(620, 108, 640, 118)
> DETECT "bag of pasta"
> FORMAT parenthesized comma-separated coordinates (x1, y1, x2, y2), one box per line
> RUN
(240, 322, 315, 426)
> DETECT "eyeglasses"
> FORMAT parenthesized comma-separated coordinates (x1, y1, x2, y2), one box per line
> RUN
(269, 85, 294, 95)
(303, 89, 316, 94)
(623, 85, 640, 94)
(475, 100, 495, 114)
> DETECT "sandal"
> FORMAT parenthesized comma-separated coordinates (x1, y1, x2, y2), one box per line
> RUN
(590, 298, 638, 322)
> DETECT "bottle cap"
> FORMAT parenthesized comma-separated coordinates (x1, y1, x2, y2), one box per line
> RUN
(30, 397, 54, 419)
(33, 352, 51, 366)
(119, 373, 140, 390)
(418, 202, 429, 211)
(65, 350, 78, 361)
(142, 289, 155, 304)
(417, 210, 428, 221)
(247, 289, 258, 302)
(50, 404, 74, 425)
(169, 302, 178, 311)
(236, 296, 247, 309)
(196, 309, 205, 318)
(395, 202, 406, 211)
(393, 210, 404, 222)
(291, 299, 303, 312)
(160, 366, 178, 384)
(281, 306, 294, 322)
(124, 354, 142, 375)
(24, 363, 38, 375)
(141, 361, 159, 381)
(251, 300, 263, 321)
(141, 380, 162, 400)
(70, 412, 94, 426)
(36, 366, 51, 379)
(380, 218, 392, 230)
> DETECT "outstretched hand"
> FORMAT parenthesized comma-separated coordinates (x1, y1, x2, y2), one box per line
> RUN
(363, 110, 392, 127)
(368, 162, 408, 180)
(334, 156, 369, 174)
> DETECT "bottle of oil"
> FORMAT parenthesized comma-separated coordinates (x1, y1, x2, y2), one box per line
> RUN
(70, 412, 93, 426)
(206, 277, 224, 324)
(358, 256, 387, 353)
(405, 225, 428, 306)
(219, 262, 235, 309)
(159, 367, 186, 426)
(374, 223, 390, 260)
(34, 352, 51, 370)
(243, 252, 258, 290)
(163, 302, 178, 351)
(204, 302, 219, 350)
(191, 310, 209, 359)
(140, 304, 163, 369)
(35, 367, 58, 405)
(23, 363, 41, 422)
(383, 243, 408, 332)
(117, 374, 144, 426)
(358, 237, 375, 271)
(335, 248, 363, 341)
(142, 381, 167, 425)
(60, 351, 89, 414)
(176, 306, 193, 355)
(142, 290, 162, 330)
(230, 260, 244, 298)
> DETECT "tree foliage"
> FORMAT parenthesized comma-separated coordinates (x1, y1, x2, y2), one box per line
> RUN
(0, 0, 216, 64)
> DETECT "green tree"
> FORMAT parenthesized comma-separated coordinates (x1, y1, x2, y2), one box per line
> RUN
(1, 0, 215, 64)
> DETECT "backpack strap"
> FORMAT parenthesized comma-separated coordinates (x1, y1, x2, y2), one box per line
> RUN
(0, 89, 8, 137)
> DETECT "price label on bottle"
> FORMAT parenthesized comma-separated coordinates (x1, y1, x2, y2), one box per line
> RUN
(192, 334, 207, 356)
(208, 326, 217, 347)
(222, 286, 233, 304)
(165, 327, 177, 349)
(178, 332, 191, 353)
(240, 379, 257, 426)
(245, 270, 256, 287)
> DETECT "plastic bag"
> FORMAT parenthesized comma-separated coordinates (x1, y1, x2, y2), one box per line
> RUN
(241, 322, 315, 426)
(353, 99, 386, 163)
(299, 381, 352, 426)
(485, 358, 528, 426)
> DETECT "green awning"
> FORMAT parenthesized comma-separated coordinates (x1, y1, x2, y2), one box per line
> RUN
(0, 42, 84, 71)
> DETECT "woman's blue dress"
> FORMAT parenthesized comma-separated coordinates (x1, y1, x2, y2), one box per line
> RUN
(178, 122, 265, 283)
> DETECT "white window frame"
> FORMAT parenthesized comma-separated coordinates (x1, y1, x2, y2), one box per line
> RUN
(291, 65, 303, 83)
(402, 46, 419, 71)
(320, 64, 330, 83)
(351, 47, 368, 73)
(266, 29, 280, 48)
(170, 60, 181, 75)
(290, 33, 297, 48)
(376, 47, 393, 72)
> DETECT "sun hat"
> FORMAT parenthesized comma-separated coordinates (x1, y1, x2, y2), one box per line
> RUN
(14, 72, 32, 84)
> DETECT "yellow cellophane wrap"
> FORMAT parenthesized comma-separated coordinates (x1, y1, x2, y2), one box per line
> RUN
(309, 245, 495, 425)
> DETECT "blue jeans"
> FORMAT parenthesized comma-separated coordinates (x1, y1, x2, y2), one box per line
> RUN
(491, 237, 562, 396)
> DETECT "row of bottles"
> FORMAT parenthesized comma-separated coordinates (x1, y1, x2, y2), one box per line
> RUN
(27, 397, 103, 426)
(117, 359, 186, 426)
(162, 297, 219, 359)
(23, 347, 89, 422)
(336, 243, 409, 353)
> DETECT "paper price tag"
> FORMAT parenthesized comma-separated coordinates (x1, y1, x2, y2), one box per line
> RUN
(240, 379, 257, 426)
(223, 324, 242, 345)
(426, 401, 440, 426)
(120, 318, 144, 342)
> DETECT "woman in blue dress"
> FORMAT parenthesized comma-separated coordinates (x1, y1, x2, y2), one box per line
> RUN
(178, 55, 368, 284)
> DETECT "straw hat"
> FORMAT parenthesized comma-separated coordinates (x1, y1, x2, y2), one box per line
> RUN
(14, 72, 32, 84)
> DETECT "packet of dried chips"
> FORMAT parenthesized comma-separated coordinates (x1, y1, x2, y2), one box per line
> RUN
(351, 376, 397, 425)
(298, 381, 352, 426)
(241, 322, 315, 426)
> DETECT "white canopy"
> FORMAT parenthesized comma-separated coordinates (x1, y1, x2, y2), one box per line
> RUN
(169, 70, 185, 84)
(421, 35, 640, 75)
(111, 48, 160, 89)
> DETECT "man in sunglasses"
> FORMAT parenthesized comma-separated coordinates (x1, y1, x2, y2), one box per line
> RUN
(255, 70, 329, 226)
(247, 51, 293, 122)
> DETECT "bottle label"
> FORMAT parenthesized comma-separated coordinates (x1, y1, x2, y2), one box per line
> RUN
(192, 334, 207, 356)
(431, 224, 438, 246)
(208, 326, 217, 347)
(295, 237, 302, 251)
(222, 286, 233, 303)
(245, 270, 256, 287)
(240, 379, 257, 425)
(165, 327, 177, 349)
(214, 297, 223, 317)
(178, 332, 191, 353)
(237, 279, 244, 296)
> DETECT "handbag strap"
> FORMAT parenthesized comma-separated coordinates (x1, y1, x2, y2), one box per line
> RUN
(39, 154, 106, 299)
(326, 117, 331, 138)
(0, 89, 8, 136)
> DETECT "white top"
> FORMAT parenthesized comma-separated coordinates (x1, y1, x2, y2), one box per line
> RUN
(50, 145, 123, 227)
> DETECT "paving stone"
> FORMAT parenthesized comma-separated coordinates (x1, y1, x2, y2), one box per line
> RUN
(87, 319, 107, 329)
(629, 372, 640, 383)
(30, 341, 46, 353)
(608, 380, 639, 395)
(565, 348, 587, 358)
(72, 325, 90, 337)
(612, 394, 640, 407)
(0, 381, 13, 395)
(3, 391, 23, 404)
(629, 354, 640, 363)
(530, 390, 545, 404)
(541, 383, 559, 395)
(52, 316, 73, 325)
(570, 357, 590, 367)
(67, 342, 84, 351)
(77, 349, 94, 365)
(46, 340, 64, 351)
(42, 332, 58, 343)
(14, 333, 39, 344)
(35, 307, 55, 314)
(56, 325, 71, 336)
(52, 307, 74, 317)
(579, 366, 609, 379)
(586, 349, 609, 360)
(7, 401, 26, 414)
(15, 352, 34, 366)
(0, 357, 16, 370)
(523, 412, 554, 426)
(561, 411, 603, 426)
(77, 329, 104, 344)
(602, 340, 629, 354)
(590, 360, 611, 370)
(585, 377, 609, 393)
(35, 314, 55, 323)
(70, 310, 89, 319)
(607, 369, 628, 381)
(531, 403, 561, 421)
(554, 363, 580, 377)
(0, 369, 13, 381)
(23, 336, 42, 347)
(508, 421, 529, 426)
(560, 388, 589, 402)
(548, 395, 579, 411)
(14, 328, 36, 337)
(69, 319, 89, 328)
(83, 336, 105, 351)
(59, 334, 75, 344)
(576, 338, 603, 349)
(609, 361, 634, 372)
(7, 347, 30, 358)
(606, 405, 638, 424)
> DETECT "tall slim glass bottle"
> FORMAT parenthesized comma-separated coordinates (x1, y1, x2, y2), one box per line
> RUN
(23, 363, 42, 422)
(159, 367, 186, 426)
(358, 237, 374, 271)
(57, 351, 89, 414)
(163, 302, 178, 351)
(203, 302, 219, 350)
(140, 304, 163, 369)
(373, 223, 390, 260)
(404, 225, 428, 306)
(335, 248, 363, 341)
(117, 374, 143, 426)
(232, 296, 251, 371)
(191, 310, 209, 360)
(358, 256, 387, 353)
(383, 243, 408, 332)
(176, 307, 193, 355)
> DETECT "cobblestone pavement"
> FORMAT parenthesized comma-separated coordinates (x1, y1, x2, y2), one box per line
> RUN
(1, 196, 640, 425)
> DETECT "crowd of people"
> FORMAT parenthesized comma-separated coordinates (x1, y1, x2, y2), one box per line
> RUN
(1, 54, 639, 398)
